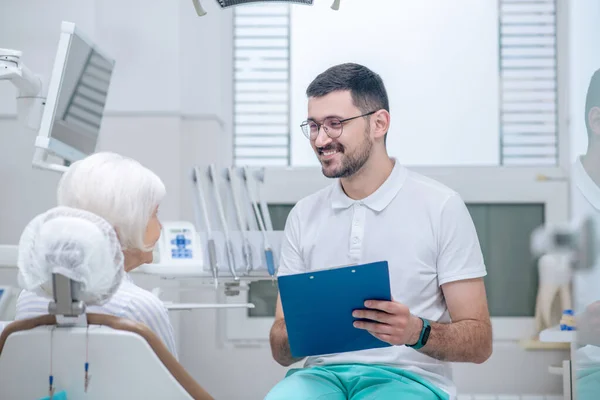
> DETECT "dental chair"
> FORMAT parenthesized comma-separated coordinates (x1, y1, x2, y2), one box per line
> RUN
(0, 274, 213, 400)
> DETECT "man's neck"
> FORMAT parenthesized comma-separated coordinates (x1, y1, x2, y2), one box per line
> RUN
(581, 147, 600, 188)
(340, 153, 394, 200)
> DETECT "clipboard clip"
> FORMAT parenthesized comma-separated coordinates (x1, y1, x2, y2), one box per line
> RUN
(326, 263, 358, 271)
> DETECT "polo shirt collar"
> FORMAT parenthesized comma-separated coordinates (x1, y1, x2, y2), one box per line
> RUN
(331, 159, 407, 212)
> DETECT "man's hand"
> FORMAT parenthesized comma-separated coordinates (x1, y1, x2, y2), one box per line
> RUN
(352, 300, 423, 346)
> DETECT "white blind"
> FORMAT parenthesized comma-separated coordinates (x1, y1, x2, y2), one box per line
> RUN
(233, 4, 290, 166)
(233, 1, 560, 167)
(499, 0, 559, 165)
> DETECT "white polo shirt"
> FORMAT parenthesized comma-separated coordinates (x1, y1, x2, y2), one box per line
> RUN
(571, 156, 600, 367)
(278, 159, 487, 399)
(571, 156, 600, 314)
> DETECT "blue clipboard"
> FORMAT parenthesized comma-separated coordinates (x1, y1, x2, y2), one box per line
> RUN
(278, 260, 392, 358)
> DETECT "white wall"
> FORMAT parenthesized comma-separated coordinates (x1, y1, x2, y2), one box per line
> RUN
(290, 0, 500, 167)
(0, 0, 582, 398)
(0, 0, 233, 245)
(568, 0, 600, 162)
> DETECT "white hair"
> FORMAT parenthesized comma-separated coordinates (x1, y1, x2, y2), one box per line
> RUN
(57, 152, 166, 251)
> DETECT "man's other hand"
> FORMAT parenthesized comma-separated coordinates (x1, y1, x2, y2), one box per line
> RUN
(352, 300, 422, 346)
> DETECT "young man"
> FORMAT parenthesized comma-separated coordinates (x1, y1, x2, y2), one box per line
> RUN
(570, 68, 600, 399)
(267, 63, 492, 400)
(572, 68, 600, 315)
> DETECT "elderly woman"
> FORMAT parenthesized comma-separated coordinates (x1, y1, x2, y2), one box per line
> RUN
(14, 152, 177, 358)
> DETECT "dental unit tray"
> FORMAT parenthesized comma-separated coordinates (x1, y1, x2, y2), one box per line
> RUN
(137, 165, 282, 282)
(214, 0, 313, 8)
(138, 226, 283, 281)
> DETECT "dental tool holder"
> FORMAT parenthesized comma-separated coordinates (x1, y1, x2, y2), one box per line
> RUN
(48, 273, 87, 327)
(144, 229, 283, 280)
(199, 230, 282, 276)
(140, 164, 284, 288)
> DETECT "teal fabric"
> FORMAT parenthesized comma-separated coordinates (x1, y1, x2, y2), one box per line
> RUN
(264, 363, 449, 400)
(576, 366, 600, 400)
(38, 390, 67, 400)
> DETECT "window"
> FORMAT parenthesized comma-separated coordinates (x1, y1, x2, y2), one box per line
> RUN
(233, 0, 560, 167)
(233, 4, 291, 166)
(499, 0, 559, 165)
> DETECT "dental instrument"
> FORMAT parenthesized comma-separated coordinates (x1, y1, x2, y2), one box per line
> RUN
(208, 164, 240, 281)
(241, 167, 276, 281)
(254, 168, 274, 232)
(225, 167, 254, 274)
(192, 166, 219, 289)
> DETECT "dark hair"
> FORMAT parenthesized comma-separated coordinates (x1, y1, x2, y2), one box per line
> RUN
(306, 63, 389, 115)
(586, 68, 600, 137)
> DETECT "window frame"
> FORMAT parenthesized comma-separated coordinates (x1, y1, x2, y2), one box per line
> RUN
(232, 0, 570, 169)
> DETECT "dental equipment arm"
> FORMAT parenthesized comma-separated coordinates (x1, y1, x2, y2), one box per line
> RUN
(254, 168, 274, 232)
(192, 0, 207, 15)
(0, 48, 44, 130)
(192, 167, 219, 289)
(225, 167, 253, 274)
(208, 164, 239, 281)
(241, 167, 276, 280)
(0, 49, 42, 96)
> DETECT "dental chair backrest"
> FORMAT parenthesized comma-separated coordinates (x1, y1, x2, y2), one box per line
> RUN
(0, 274, 213, 400)
(0, 315, 214, 400)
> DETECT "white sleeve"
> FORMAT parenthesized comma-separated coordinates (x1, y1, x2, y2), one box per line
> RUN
(124, 294, 178, 360)
(436, 193, 487, 286)
(276, 205, 306, 277)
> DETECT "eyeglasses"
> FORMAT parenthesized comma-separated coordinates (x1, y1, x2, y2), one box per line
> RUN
(300, 111, 377, 140)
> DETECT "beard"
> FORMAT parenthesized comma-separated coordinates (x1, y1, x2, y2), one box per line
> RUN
(319, 130, 373, 179)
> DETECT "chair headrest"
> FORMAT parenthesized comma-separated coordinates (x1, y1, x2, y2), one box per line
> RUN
(17, 206, 125, 307)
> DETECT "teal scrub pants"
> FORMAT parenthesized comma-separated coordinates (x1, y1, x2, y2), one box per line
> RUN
(576, 366, 600, 400)
(264, 363, 449, 400)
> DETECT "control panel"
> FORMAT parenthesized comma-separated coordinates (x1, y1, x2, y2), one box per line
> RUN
(156, 221, 203, 266)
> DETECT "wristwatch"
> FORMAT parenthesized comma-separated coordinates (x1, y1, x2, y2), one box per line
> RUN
(406, 317, 430, 350)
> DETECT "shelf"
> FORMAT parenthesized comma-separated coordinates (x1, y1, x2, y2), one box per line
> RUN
(539, 325, 575, 343)
(164, 302, 255, 311)
(519, 338, 570, 350)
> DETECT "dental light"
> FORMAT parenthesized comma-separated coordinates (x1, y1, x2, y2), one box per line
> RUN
(0, 21, 114, 174)
(191, 0, 343, 16)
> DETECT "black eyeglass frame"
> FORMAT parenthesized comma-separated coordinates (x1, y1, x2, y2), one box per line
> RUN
(300, 111, 378, 140)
